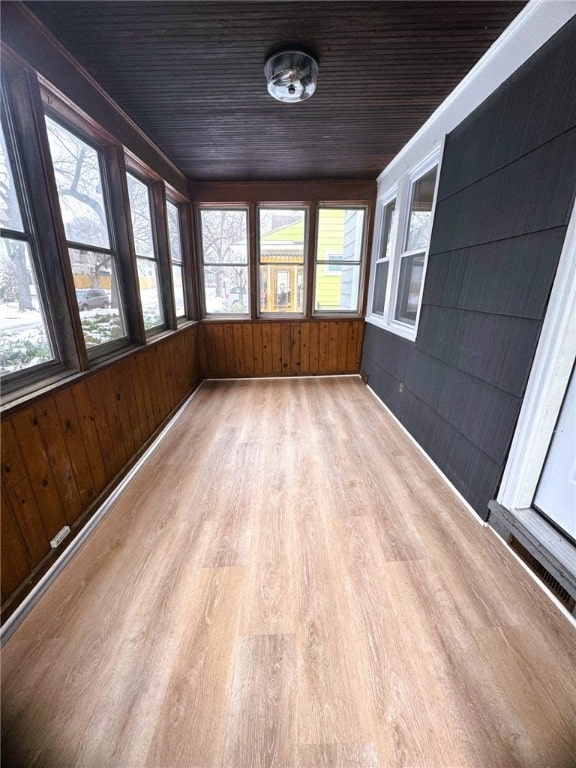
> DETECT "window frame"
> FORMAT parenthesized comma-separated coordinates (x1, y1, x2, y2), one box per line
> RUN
(312, 203, 368, 316)
(1, 54, 196, 406)
(43, 105, 132, 360)
(0, 94, 64, 391)
(257, 204, 309, 318)
(197, 204, 251, 318)
(165, 195, 188, 322)
(124, 166, 167, 335)
(367, 145, 443, 341)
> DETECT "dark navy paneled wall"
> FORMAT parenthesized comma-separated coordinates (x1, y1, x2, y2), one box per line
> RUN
(362, 17, 576, 518)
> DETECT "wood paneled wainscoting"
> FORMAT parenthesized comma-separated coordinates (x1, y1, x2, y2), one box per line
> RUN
(200, 319, 365, 378)
(1, 324, 202, 622)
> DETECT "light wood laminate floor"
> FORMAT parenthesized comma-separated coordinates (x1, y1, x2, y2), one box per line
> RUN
(2, 377, 576, 768)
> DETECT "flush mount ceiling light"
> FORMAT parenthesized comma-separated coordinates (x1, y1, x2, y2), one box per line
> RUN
(264, 49, 319, 103)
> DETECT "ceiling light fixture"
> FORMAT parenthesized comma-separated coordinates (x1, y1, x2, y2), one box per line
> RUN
(264, 49, 319, 103)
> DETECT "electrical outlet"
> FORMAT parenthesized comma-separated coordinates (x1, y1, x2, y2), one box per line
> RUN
(50, 526, 71, 549)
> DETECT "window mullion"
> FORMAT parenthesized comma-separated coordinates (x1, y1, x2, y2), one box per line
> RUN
(103, 145, 146, 344)
(387, 177, 410, 325)
(249, 202, 258, 321)
(305, 204, 316, 319)
(151, 181, 176, 329)
(8, 61, 86, 370)
(179, 202, 197, 320)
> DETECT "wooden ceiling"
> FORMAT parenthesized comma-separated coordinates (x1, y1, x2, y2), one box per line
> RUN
(25, 1, 525, 182)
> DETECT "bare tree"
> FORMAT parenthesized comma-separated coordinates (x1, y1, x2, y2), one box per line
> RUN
(201, 209, 248, 304)
(0, 124, 34, 311)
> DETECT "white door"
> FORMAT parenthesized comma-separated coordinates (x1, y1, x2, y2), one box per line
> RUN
(534, 366, 576, 540)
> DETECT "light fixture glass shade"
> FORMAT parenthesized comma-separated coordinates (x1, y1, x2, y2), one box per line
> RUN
(264, 50, 318, 103)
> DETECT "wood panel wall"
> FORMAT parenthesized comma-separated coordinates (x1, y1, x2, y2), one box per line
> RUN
(1, 324, 201, 616)
(362, 19, 576, 519)
(200, 320, 365, 378)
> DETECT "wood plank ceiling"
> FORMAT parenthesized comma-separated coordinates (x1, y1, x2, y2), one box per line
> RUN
(24, 1, 525, 182)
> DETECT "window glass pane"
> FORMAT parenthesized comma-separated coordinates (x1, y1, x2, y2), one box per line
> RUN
(166, 200, 182, 263)
(259, 265, 304, 313)
(137, 258, 164, 329)
(315, 263, 360, 312)
(380, 199, 397, 259)
(172, 264, 186, 317)
(259, 208, 305, 264)
(70, 248, 126, 348)
(0, 118, 24, 232)
(45, 116, 110, 249)
(372, 261, 389, 316)
(203, 265, 249, 314)
(201, 209, 248, 264)
(126, 174, 155, 258)
(405, 167, 437, 252)
(316, 208, 364, 261)
(0, 238, 54, 373)
(395, 253, 425, 325)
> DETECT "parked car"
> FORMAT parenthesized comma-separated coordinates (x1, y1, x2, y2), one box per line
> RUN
(76, 288, 110, 311)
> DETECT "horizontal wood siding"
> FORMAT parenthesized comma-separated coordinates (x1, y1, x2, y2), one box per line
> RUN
(1, 324, 201, 614)
(201, 320, 364, 378)
(362, 19, 576, 518)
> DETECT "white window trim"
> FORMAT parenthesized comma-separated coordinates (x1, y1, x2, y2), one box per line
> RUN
(497, 195, 576, 513)
(366, 143, 443, 341)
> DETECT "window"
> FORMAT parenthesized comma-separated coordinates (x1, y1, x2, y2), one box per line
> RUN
(1, 107, 55, 378)
(166, 199, 186, 319)
(314, 206, 366, 313)
(367, 148, 440, 338)
(395, 166, 437, 325)
(199, 207, 249, 316)
(125, 172, 164, 331)
(259, 207, 306, 315)
(45, 114, 127, 352)
(371, 196, 397, 316)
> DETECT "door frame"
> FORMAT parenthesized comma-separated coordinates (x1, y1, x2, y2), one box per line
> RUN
(497, 196, 576, 512)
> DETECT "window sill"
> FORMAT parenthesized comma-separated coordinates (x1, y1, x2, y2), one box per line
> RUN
(365, 314, 417, 341)
(1, 322, 200, 417)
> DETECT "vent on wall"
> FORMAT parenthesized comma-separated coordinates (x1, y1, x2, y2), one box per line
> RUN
(509, 535, 576, 613)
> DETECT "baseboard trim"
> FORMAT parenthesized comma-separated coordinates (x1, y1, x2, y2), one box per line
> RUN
(365, 384, 485, 526)
(0, 380, 207, 647)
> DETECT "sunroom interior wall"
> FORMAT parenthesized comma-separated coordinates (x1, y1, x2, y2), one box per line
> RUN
(362, 17, 576, 517)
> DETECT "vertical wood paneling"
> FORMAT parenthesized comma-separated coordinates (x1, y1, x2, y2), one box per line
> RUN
(1, 420, 49, 565)
(0, 489, 30, 602)
(8, 408, 66, 539)
(309, 322, 319, 371)
(271, 323, 282, 375)
(200, 320, 364, 378)
(261, 323, 272, 373)
(53, 388, 96, 509)
(252, 323, 263, 376)
(1, 324, 201, 616)
(71, 382, 108, 495)
(242, 324, 254, 376)
(318, 322, 329, 372)
(300, 322, 310, 375)
(291, 323, 301, 375)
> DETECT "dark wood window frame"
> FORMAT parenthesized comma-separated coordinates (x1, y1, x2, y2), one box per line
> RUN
(0, 51, 196, 408)
(195, 199, 372, 322)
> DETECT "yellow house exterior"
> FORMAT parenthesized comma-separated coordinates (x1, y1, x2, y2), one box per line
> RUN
(260, 209, 349, 312)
